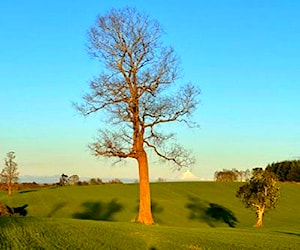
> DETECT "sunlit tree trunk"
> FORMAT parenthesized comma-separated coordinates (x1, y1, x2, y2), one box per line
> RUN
(8, 185, 12, 196)
(255, 206, 265, 228)
(136, 150, 154, 224)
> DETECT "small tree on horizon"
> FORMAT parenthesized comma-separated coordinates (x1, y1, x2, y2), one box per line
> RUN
(236, 168, 280, 228)
(75, 7, 200, 224)
(214, 169, 239, 182)
(68, 174, 80, 185)
(59, 173, 69, 186)
(1, 151, 19, 196)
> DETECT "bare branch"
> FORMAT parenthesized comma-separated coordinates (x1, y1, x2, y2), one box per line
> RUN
(142, 83, 200, 129)
(89, 128, 136, 158)
(76, 7, 200, 168)
(144, 140, 194, 169)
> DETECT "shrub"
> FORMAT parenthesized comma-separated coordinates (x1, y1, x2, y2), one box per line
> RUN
(107, 178, 123, 184)
(90, 178, 103, 185)
(0, 203, 10, 216)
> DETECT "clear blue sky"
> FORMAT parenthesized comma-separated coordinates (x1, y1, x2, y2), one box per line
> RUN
(1, 0, 299, 180)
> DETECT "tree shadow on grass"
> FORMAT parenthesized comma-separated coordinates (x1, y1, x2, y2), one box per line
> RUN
(47, 202, 68, 217)
(275, 231, 300, 237)
(72, 199, 123, 221)
(186, 196, 238, 227)
(18, 190, 38, 194)
(5, 204, 28, 216)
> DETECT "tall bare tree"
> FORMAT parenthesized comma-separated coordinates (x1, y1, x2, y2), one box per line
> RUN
(1, 151, 19, 196)
(76, 7, 200, 224)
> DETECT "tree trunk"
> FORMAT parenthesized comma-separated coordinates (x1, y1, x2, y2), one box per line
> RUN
(8, 185, 12, 196)
(255, 206, 265, 228)
(136, 150, 154, 224)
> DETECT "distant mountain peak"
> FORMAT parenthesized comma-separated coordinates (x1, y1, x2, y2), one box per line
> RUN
(180, 169, 199, 180)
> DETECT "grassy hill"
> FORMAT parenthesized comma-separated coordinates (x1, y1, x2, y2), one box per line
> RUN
(0, 182, 299, 249)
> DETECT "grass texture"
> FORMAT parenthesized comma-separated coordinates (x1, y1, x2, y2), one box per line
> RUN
(0, 182, 299, 249)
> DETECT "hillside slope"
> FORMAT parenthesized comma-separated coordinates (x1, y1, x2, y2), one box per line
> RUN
(1, 182, 299, 229)
(0, 182, 299, 249)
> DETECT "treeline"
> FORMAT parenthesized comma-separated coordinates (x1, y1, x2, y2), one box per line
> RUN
(0, 178, 124, 192)
(214, 160, 300, 183)
(59, 174, 123, 186)
(266, 160, 300, 182)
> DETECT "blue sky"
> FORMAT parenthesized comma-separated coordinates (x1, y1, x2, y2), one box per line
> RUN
(1, 0, 299, 181)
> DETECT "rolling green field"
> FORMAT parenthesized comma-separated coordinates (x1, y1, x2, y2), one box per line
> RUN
(0, 182, 299, 249)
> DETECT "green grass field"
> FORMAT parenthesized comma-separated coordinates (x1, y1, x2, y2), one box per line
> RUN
(0, 182, 299, 249)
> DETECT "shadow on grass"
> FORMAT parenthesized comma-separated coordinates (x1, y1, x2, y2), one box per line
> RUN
(18, 190, 38, 194)
(186, 196, 238, 227)
(6, 204, 28, 216)
(72, 199, 123, 221)
(275, 231, 300, 237)
(47, 202, 68, 217)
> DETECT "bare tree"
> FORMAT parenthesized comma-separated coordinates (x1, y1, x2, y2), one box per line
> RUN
(76, 7, 200, 224)
(240, 169, 251, 182)
(68, 174, 80, 185)
(1, 151, 19, 196)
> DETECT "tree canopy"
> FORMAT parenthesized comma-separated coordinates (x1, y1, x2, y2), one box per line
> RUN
(266, 160, 300, 182)
(236, 168, 280, 228)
